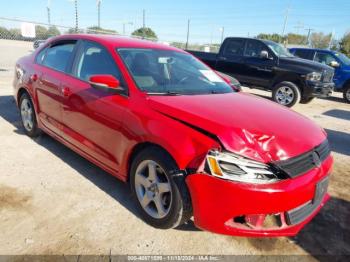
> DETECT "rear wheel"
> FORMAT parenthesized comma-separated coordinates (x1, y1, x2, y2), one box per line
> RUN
(19, 93, 41, 137)
(272, 81, 301, 107)
(343, 85, 350, 103)
(130, 147, 192, 229)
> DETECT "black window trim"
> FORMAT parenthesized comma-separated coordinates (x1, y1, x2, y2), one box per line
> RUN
(70, 39, 129, 97)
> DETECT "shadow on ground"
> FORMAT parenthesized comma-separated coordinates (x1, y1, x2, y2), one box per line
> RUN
(323, 109, 350, 121)
(0, 95, 350, 257)
(325, 128, 350, 156)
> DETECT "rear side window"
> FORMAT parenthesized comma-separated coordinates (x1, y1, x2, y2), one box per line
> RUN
(223, 39, 245, 56)
(42, 42, 76, 72)
(293, 49, 312, 60)
(35, 47, 48, 64)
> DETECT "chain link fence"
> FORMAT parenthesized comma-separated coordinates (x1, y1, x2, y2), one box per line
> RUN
(0, 17, 221, 72)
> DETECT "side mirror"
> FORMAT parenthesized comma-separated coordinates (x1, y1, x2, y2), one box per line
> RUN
(216, 71, 242, 92)
(329, 61, 340, 68)
(89, 75, 123, 92)
(259, 50, 269, 59)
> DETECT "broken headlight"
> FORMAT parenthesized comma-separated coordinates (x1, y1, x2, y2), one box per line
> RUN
(206, 150, 285, 184)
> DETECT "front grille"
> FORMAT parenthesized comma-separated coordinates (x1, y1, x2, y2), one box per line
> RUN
(285, 176, 329, 225)
(322, 70, 334, 83)
(275, 140, 331, 178)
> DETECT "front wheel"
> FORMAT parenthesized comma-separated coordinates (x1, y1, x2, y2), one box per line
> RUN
(130, 147, 192, 229)
(272, 81, 301, 107)
(343, 85, 350, 103)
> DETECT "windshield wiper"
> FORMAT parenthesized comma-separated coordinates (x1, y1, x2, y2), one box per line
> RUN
(146, 91, 182, 96)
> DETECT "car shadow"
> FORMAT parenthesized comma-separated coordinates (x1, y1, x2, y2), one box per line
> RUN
(323, 109, 350, 121)
(289, 197, 350, 257)
(325, 128, 350, 156)
(320, 96, 346, 104)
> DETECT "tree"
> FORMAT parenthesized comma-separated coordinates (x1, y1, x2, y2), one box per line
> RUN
(47, 26, 61, 37)
(286, 33, 307, 45)
(310, 32, 332, 49)
(339, 32, 350, 57)
(35, 25, 48, 39)
(8, 28, 21, 40)
(0, 26, 10, 39)
(87, 26, 117, 35)
(257, 33, 285, 43)
(66, 28, 84, 34)
(131, 27, 157, 40)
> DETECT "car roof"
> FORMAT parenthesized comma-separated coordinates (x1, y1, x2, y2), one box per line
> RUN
(289, 47, 334, 53)
(47, 34, 183, 52)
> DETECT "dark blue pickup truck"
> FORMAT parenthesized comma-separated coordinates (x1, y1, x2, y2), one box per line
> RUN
(290, 48, 350, 103)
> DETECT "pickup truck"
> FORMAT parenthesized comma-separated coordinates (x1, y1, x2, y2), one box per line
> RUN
(188, 37, 335, 107)
(290, 47, 350, 103)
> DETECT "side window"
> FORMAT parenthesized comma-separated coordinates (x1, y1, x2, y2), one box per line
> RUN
(294, 49, 311, 60)
(244, 40, 268, 57)
(35, 47, 48, 64)
(314, 52, 337, 66)
(42, 42, 76, 72)
(223, 39, 245, 56)
(74, 41, 125, 85)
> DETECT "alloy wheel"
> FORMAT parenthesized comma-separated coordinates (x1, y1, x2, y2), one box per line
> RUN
(20, 98, 34, 132)
(134, 160, 172, 219)
(275, 86, 295, 106)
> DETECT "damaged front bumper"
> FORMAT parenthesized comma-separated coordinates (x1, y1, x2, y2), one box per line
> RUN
(185, 155, 333, 237)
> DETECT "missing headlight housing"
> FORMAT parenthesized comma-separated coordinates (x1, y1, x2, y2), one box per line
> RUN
(205, 150, 287, 184)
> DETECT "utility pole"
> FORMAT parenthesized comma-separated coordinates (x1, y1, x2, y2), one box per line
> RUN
(142, 9, 146, 38)
(97, 0, 101, 28)
(220, 27, 225, 44)
(328, 29, 335, 49)
(47, 0, 51, 25)
(305, 28, 314, 47)
(143, 9, 146, 28)
(281, 6, 290, 39)
(185, 19, 190, 49)
(74, 0, 78, 32)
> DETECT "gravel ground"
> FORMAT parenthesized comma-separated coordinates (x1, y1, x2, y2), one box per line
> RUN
(0, 40, 349, 258)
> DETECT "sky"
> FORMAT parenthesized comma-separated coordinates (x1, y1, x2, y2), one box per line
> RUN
(1, 0, 350, 43)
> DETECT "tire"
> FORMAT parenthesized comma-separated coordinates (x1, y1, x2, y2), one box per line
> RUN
(19, 92, 41, 137)
(300, 97, 315, 104)
(130, 146, 192, 229)
(272, 81, 301, 107)
(343, 85, 350, 103)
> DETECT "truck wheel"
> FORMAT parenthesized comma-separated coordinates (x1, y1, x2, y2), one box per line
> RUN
(300, 97, 315, 104)
(272, 81, 301, 107)
(19, 92, 41, 137)
(343, 85, 350, 103)
(130, 146, 192, 229)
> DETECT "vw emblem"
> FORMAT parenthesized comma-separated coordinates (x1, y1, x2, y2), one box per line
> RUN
(312, 151, 321, 167)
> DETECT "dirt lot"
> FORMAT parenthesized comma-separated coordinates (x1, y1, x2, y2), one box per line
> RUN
(0, 40, 349, 258)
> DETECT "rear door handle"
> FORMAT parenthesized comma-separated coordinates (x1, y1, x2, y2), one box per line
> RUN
(30, 74, 38, 82)
(61, 87, 71, 97)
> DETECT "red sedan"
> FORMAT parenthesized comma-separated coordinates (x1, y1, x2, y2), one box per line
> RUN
(13, 34, 333, 237)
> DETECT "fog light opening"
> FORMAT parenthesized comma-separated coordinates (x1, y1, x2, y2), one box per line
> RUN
(228, 213, 288, 230)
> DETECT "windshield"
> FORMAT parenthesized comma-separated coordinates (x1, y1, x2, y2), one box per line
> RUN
(334, 52, 350, 66)
(117, 48, 234, 95)
(265, 41, 294, 58)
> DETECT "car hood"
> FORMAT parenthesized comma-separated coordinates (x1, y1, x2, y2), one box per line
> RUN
(147, 92, 326, 163)
(279, 56, 333, 73)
